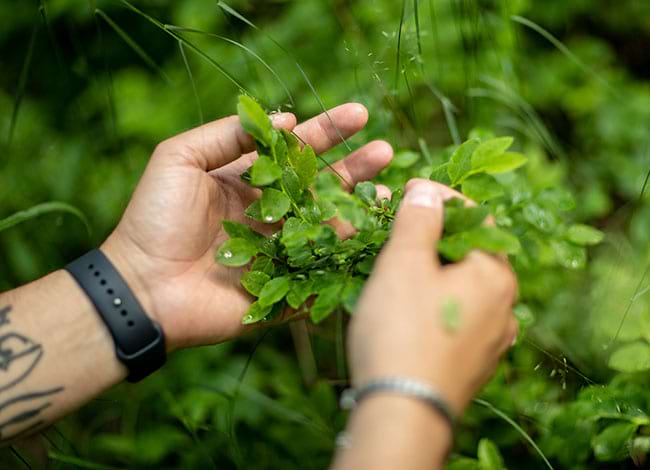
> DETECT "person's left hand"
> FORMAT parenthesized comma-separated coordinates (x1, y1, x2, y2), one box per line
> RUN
(101, 103, 393, 351)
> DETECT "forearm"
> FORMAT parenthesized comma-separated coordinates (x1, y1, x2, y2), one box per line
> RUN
(332, 395, 453, 470)
(0, 270, 126, 444)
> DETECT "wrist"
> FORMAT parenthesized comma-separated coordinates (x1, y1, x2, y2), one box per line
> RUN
(100, 236, 168, 349)
(336, 394, 452, 469)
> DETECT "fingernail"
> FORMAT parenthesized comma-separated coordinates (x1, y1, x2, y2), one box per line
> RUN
(403, 182, 441, 208)
(270, 112, 292, 124)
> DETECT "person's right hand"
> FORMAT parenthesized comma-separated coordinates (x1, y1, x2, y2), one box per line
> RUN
(348, 178, 518, 415)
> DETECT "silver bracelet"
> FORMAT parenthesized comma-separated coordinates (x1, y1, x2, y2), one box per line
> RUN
(340, 377, 456, 433)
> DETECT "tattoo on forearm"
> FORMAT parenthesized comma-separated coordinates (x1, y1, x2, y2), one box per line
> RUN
(0, 305, 64, 442)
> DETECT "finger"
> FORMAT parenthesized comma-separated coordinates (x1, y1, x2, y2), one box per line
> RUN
(156, 112, 296, 171)
(376, 184, 392, 201)
(293, 103, 368, 153)
(329, 140, 393, 190)
(379, 180, 444, 269)
(454, 250, 518, 302)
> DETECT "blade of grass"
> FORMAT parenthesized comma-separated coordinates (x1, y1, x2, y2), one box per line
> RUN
(95, 9, 172, 85)
(474, 398, 554, 470)
(413, 0, 422, 57)
(217, 1, 351, 152)
(9, 447, 31, 469)
(118, 0, 252, 97)
(167, 25, 294, 106)
(511, 15, 616, 95)
(178, 41, 204, 124)
(8, 24, 38, 147)
(0, 202, 91, 236)
(394, 0, 407, 90)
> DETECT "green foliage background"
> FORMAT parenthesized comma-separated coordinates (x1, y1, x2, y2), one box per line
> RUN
(2, 0, 650, 468)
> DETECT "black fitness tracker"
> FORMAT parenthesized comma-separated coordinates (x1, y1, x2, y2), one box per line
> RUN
(65, 249, 166, 382)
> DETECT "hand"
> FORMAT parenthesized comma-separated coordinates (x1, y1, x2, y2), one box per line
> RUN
(347, 179, 518, 415)
(101, 104, 393, 351)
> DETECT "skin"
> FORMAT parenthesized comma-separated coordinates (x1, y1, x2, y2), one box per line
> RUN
(0, 105, 517, 469)
(334, 179, 518, 469)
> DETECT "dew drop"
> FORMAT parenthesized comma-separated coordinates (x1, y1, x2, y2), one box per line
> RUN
(244, 315, 253, 322)
(223, 250, 233, 259)
(264, 215, 274, 222)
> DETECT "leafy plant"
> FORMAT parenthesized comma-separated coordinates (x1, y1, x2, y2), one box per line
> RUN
(216, 96, 603, 326)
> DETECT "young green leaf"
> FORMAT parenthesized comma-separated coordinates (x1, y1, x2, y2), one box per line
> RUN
(311, 282, 344, 323)
(222, 220, 264, 245)
(477, 438, 506, 470)
(242, 301, 273, 324)
(466, 227, 521, 255)
(286, 279, 314, 309)
(461, 174, 504, 202)
(471, 136, 525, 175)
(566, 224, 604, 246)
(258, 276, 291, 307)
(444, 206, 489, 234)
(448, 138, 479, 185)
(216, 238, 258, 267)
(431, 163, 451, 185)
(354, 181, 377, 206)
(260, 188, 291, 223)
(251, 256, 275, 276)
(591, 422, 638, 462)
(281, 167, 303, 202)
(608, 341, 650, 373)
(237, 95, 273, 146)
(241, 271, 271, 296)
(342, 277, 365, 314)
(250, 155, 282, 186)
(288, 142, 318, 190)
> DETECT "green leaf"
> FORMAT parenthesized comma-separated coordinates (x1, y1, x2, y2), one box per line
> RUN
(241, 271, 271, 296)
(281, 166, 303, 202)
(608, 341, 650, 373)
(237, 95, 272, 146)
(431, 163, 451, 185)
(475, 152, 527, 175)
(448, 138, 479, 185)
(250, 155, 282, 186)
(354, 181, 377, 206)
(392, 150, 420, 168)
(342, 277, 365, 314)
(444, 206, 489, 234)
(251, 256, 275, 276)
(288, 141, 318, 190)
(260, 188, 291, 223)
(242, 301, 273, 324)
(551, 240, 587, 269)
(244, 199, 263, 222)
(466, 226, 521, 255)
(281, 217, 308, 246)
(523, 203, 558, 233)
(222, 220, 264, 245)
(477, 438, 506, 470)
(258, 276, 291, 307)
(216, 238, 258, 267)
(438, 234, 473, 261)
(286, 279, 314, 309)
(471, 137, 526, 175)
(461, 174, 504, 202)
(566, 224, 604, 246)
(591, 422, 638, 462)
(311, 282, 344, 323)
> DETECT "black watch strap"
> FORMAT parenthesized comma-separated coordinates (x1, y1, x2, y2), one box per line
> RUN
(65, 249, 166, 382)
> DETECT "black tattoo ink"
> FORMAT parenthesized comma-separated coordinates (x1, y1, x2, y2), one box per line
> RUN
(0, 305, 64, 443)
(0, 387, 64, 414)
(0, 307, 10, 328)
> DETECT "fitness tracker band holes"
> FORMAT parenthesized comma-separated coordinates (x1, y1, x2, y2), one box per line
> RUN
(67, 249, 166, 382)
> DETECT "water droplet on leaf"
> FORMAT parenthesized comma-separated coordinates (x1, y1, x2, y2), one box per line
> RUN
(223, 251, 233, 259)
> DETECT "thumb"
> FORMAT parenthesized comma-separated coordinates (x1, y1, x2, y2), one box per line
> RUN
(381, 180, 444, 268)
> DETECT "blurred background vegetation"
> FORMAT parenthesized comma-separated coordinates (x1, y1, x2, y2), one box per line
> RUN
(2, 0, 650, 468)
